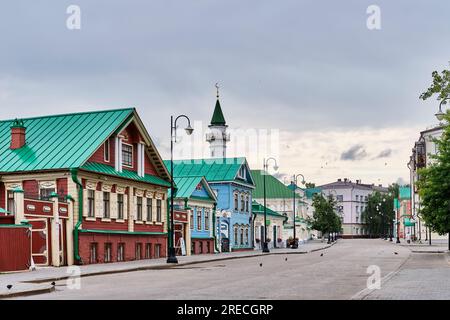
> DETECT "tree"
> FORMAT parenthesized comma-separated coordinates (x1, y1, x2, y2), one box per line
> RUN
(310, 194, 340, 243)
(420, 67, 450, 104)
(418, 66, 450, 250)
(362, 190, 395, 238)
(416, 111, 450, 249)
(305, 182, 316, 189)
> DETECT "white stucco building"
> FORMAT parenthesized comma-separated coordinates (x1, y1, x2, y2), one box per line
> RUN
(318, 179, 389, 238)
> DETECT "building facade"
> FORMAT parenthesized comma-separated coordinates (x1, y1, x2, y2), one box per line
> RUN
(408, 125, 446, 241)
(251, 170, 314, 243)
(167, 158, 255, 252)
(171, 176, 217, 255)
(0, 108, 172, 268)
(252, 201, 287, 249)
(318, 179, 389, 238)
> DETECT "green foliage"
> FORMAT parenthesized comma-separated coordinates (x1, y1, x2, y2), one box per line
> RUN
(417, 110, 450, 235)
(361, 191, 395, 237)
(305, 182, 316, 188)
(420, 67, 450, 103)
(310, 194, 341, 234)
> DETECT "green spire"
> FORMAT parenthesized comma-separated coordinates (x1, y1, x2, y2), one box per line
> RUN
(210, 99, 226, 126)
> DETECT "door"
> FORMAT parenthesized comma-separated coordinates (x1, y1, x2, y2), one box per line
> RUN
(273, 225, 277, 248)
(28, 218, 49, 266)
(174, 223, 183, 255)
(221, 238, 229, 252)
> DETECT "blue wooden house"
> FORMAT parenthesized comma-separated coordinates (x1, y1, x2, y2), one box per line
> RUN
(166, 158, 255, 252)
(170, 176, 218, 255)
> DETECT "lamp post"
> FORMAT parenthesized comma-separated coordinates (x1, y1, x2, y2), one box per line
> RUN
(167, 115, 193, 264)
(291, 174, 305, 249)
(435, 97, 450, 121)
(262, 157, 279, 253)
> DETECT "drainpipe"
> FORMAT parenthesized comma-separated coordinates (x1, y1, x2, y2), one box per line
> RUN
(70, 168, 83, 264)
(212, 204, 219, 253)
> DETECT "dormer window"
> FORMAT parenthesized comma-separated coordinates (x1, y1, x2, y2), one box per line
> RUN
(104, 139, 110, 162)
(122, 143, 133, 167)
(238, 166, 246, 179)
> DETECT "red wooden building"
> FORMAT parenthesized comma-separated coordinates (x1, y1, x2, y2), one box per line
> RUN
(0, 109, 171, 270)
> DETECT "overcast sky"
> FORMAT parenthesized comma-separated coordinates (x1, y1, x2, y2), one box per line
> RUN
(0, 1, 449, 186)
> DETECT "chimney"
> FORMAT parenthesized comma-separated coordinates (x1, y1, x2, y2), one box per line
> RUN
(337, 178, 342, 182)
(10, 119, 26, 150)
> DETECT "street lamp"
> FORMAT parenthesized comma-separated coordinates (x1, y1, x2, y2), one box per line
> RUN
(167, 115, 193, 264)
(262, 157, 279, 253)
(291, 174, 305, 249)
(435, 97, 450, 121)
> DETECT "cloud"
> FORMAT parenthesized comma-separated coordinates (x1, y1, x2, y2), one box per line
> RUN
(340, 145, 368, 161)
(374, 148, 393, 159)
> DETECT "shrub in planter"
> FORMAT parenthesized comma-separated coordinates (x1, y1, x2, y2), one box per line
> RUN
(266, 238, 272, 242)
(277, 238, 283, 243)
(255, 238, 261, 243)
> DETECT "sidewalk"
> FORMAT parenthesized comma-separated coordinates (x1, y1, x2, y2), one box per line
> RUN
(398, 239, 449, 253)
(0, 240, 335, 298)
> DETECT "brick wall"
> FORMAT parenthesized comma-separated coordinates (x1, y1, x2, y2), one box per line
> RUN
(78, 233, 167, 264)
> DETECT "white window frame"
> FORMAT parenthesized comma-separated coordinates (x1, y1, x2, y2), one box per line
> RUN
(104, 139, 110, 163)
(122, 142, 134, 168)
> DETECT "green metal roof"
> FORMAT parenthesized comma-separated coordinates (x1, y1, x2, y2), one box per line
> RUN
(210, 99, 226, 126)
(251, 170, 294, 199)
(171, 176, 203, 198)
(305, 187, 322, 199)
(399, 186, 411, 200)
(81, 162, 171, 187)
(165, 158, 253, 185)
(0, 108, 134, 173)
(252, 201, 286, 219)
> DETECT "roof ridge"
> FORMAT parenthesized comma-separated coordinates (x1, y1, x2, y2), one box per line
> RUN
(0, 107, 135, 123)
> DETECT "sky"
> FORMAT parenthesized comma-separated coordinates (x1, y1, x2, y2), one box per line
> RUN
(0, 1, 449, 186)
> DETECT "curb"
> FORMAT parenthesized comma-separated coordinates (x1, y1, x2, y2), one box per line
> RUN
(0, 285, 54, 299)
(19, 242, 338, 287)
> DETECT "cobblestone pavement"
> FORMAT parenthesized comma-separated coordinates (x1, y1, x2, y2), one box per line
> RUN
(0, 240, 332, 298)
(361, 252, 450, 300)
(13, 239, 412, 300)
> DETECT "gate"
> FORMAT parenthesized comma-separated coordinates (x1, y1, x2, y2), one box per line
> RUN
(28, 218, 49, 266)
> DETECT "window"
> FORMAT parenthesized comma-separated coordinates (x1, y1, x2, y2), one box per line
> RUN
(104, 139, 110, 162)
(136, 196, 143, 221)
(87, 190, 95, 217)
(190, 211, 194, 229)
(234, 193, 238, 211)
(197, 208, 202, 230)
(234, 226, 238, 245)
(135, 243, 142, 260)
(154, 244, 161, 258)
(356, 206, 359, 213)
(238, 166, 245, 178)
(146, 198, 152, 221)
(104, 243, 112, 262)
(240, 227, 244, 245)
(145, 243, 152, 259)
(356, 195, 359, 201)
(337, 195, 343, 202)
(245, 195, 249, 212)
(156, 199, 162, 222)
(241, 194, 245, 212)
(7, 190, 15, 215)
(117, 243, 125, 262)
(103, 192, 110, 218)
(117, 194, 124, 220)
(89, 243, 98, 264)
(246, 228, 249, 245)
(204, 209, 209, 230)
(40, 188, 55, 201)
(122, 143, 133, 167)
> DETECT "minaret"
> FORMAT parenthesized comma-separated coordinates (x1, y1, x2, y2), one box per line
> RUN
(206, 83, 230, 158)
